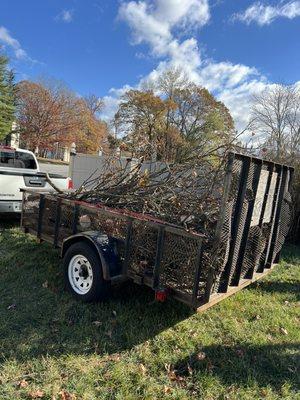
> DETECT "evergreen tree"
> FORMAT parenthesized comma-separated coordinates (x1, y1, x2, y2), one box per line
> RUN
(0, 54, 15, 141)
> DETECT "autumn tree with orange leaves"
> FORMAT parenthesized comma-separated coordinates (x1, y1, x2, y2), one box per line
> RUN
(113, 69, 234, 162)
(74, 96, 108, 154)
(16, 80, 107, 156)
(114, 89, 182, 161)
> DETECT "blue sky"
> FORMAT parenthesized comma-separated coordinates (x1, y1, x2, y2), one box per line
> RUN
(0, 0, 300, 128)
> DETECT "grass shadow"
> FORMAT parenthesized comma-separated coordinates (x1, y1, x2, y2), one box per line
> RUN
(0, 215, 20, 230)
(172, 343, 300, 393)
(0, 226, 299, 385)
(0, 227, 192, 363)
(252, 280, 300, 300)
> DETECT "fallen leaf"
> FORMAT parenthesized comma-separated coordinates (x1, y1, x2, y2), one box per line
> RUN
(236, 349, 245, 357)
(92, 321, 102, 327)
(165, 364, 183, 382)
(260, 388, 269, 397)
(206, 359, 214, 372)
(197, 351, 206, 360)
(42, 281, 48, 288)
(164, 386, 172, 394)
(266, 334, 274, 341)
(108, 354, 121, 362)
(280, 327, 288, 335)
(165, 364, 177, 381)
(139, 363, 147, 375)
(168, 370, 177, 381)
(187, 364, 193, 375)
(29, 389, 44, 398)
(59, 390, 76, 400)
(17, 379, 28, 388)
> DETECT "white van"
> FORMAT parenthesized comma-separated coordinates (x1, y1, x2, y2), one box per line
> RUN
(0, 146, 72, 214)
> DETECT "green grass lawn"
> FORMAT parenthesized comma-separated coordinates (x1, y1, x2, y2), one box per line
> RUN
(0, 226, 299, 400)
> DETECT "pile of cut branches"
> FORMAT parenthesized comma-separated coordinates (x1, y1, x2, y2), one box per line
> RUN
(66, 153, 228, 236)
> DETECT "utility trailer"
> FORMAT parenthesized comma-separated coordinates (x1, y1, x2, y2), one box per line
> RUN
(20, 153, 294, 311)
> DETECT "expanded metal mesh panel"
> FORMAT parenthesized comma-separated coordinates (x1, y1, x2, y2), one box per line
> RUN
(58, 203, 74, 242)
(240, 164, 274, 277)
(214, 160, 251, 291)
(201, 159, 243, 297)
(242, 225, 265, 275)
(159, 231, 200, 296)
(22, 192, 40, 230)
(77, 206, 128, 240)
(231, 162, 262, 279)
(253, 169, 281, 273)
(210, 200, 233, 294)
(42, 197, 56, 236)
(204, 158, 293, 299)
(230, 202, 249, 278)
(229, 159, 243, 201)
(77, 206, 129, 263)
(253, 223, 272, 273)
(273, 190, 292, 259)
(128, 221, 158, 275)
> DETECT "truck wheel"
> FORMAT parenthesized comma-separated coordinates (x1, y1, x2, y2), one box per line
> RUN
(63, 242, 110, 302)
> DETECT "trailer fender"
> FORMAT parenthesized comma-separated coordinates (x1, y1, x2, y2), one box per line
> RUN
(61, 231, 122, 280)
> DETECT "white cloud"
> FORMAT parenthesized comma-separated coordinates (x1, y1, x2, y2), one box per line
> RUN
(110, 0, 298, 131)
(197, 62, 260, 91)
(118, 0, 209, 57)
(56, 9, 74, 23)
(233, 1, 300, 26)
(0, 26, 37, 63)
(217, 80, 271, 129)
(101, 85, 133, 121)
(154, 0, 210, 28)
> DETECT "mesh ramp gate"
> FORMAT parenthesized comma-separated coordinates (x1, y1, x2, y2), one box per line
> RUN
(197, 153, 294, 310)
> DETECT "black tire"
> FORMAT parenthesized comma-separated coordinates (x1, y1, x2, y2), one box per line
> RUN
(63, 241, 110, 302)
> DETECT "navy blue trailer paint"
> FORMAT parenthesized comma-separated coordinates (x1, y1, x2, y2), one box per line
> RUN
(61, 232, 123, 280)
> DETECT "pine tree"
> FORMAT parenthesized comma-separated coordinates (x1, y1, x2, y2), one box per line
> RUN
(0, 54, 15, 141)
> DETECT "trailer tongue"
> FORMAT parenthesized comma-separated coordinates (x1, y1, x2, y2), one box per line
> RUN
(20, 153, 294, 310)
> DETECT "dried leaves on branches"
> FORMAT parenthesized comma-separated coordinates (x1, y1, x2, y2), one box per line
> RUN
(68, 149, 229, 236)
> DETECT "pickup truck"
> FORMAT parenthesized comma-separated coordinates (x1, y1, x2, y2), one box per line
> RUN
(0, 146, 73, 214)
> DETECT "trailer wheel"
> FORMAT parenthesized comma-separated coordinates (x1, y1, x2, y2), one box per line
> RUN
(63, 242, 110, 302)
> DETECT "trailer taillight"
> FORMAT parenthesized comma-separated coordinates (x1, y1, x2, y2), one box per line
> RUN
(155, 289, 168, 302)
(68, 178, 74, 189)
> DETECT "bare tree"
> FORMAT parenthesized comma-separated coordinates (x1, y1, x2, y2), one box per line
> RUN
(83, 94, 104, 116)
(251, 84, 300, 161)
(251, 84, 300, 242)
(157, 67, 189, 98)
